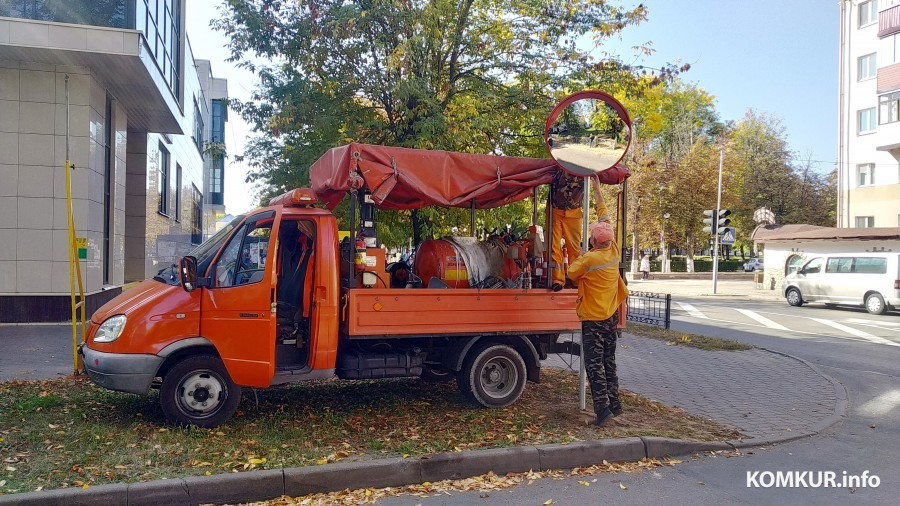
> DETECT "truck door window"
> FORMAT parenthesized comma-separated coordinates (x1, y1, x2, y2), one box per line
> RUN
(215, 221, 273, 288)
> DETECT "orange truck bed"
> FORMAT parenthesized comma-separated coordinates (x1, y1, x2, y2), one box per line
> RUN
(345, 288, 580, 338)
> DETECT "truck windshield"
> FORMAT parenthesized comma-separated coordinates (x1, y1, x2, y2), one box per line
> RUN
(152, 215, 246, 286)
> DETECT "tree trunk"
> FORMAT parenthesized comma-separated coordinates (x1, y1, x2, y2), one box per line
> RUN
(411, 210, 422, 246)
(686, 231, 695, 273)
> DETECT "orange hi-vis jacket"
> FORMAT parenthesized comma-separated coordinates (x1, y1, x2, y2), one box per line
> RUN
(566, 194, 628, 322)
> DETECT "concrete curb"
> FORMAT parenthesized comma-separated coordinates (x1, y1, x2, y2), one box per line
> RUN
(0, 437, 735, 506)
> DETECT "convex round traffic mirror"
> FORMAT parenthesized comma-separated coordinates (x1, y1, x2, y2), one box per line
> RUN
(545, 91, 632, 177)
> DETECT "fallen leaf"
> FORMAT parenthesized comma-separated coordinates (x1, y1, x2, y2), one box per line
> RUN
(5, 466, 15, 472)
(578, 481, 590, 487)
(619, 483, 627, 490)
(316, 459, 328, 465)
(113, 465, 127, 470)
(543, 500, 553, 505)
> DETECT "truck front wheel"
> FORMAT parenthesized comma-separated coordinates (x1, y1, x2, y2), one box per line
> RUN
(457, 344, 526, 408)
(160, 355, 242, 428)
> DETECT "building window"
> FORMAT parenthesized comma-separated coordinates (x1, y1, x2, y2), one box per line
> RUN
(135, 0, 181, 97)
(158, 144, 170, 215)
(859, 0, 878, 27)
(193, 98, 204, 153)
(855, 216, 875, 228)
(858, 53, 877, 80)
(210, 99, 226, 206)
(191, 185, 203, 244)
(858, 108, 877, 134)
(174, 164, 182, 222)
(878, 91, 900, 124)
(857, 163, 875, 186)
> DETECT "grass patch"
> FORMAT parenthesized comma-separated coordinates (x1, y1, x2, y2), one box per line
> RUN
(626, 323, 753, 351)
(0, 370, 739, 495)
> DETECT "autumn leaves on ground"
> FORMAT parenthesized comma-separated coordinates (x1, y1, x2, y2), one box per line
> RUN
(0, 369, 738, 495)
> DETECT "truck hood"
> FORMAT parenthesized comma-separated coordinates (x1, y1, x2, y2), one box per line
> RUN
(91, 280, 178, 324)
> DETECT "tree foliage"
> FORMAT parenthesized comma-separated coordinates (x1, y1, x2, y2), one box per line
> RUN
(216, 0, 651, 245)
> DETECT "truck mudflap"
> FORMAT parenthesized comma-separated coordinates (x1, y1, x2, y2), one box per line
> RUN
(551, 340, 581, 356)
(336, 350, 424, 379)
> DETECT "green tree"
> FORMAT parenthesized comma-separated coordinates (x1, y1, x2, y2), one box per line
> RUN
(216, 0, 650, 245)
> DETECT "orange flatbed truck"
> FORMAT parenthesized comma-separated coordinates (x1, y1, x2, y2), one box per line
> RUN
(80, 143, 610, 427)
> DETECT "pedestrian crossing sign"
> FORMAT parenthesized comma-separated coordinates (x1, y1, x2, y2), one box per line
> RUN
(721, 227, 736, 245)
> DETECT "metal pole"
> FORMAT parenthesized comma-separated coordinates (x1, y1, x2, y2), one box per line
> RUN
(578, 176, 590, 411)
(470, 199, 476, 237)
(66, 75, 78, 374)
(712, 149, 723, 294)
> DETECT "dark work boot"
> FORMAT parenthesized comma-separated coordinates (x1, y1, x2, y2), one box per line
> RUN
(594, 407, 614, 427)
(610, 404, 623, 416)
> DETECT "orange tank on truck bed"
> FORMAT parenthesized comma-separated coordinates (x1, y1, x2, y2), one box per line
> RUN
(80, 142, 625, 428)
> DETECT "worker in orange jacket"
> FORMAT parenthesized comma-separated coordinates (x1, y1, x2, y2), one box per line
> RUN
(567, 181, 628, 427)
(549, 170, 590, 291)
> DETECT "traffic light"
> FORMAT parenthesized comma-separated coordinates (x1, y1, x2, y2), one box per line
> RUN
(702, 209, 718, 235)
(716, 209, 732, 235)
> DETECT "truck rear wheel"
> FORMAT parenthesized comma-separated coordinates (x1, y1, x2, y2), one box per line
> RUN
(457, 344, 526, 408)
(160, 355, 242, 428)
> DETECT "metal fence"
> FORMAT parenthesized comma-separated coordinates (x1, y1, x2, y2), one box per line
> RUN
(626, 290, 671, 329)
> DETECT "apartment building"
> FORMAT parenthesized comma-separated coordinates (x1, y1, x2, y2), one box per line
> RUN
(0, 1, 228, 322)
(838, 0, 900, 228)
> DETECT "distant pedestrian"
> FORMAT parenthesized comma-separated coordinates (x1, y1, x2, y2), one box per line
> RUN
(567, 184, 628, 427)
(640, 254, 650, 280)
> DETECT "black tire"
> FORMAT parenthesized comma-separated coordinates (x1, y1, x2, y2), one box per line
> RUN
(824, 303, 838, 308)
(457, 344, 527, 408)
(420, 366, 454, 383)
(865, 293, 887, 315)
(786, 287, 804, 307)
(160, 355, 242, 428)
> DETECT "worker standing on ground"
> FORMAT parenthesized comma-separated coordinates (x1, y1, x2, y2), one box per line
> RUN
(549, 170, 589, 291)
(567, 181, 628, 427)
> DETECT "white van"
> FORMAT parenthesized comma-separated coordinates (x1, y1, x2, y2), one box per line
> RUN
(782, 253, 900, 315)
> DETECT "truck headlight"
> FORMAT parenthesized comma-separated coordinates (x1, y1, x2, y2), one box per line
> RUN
(94, 315, 127, 343)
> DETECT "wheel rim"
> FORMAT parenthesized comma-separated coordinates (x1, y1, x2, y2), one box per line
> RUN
(787, 290, 800, 305)
(478, 356, 518, 399)
(176, 370, 226, 418)
(867, 296, 882, 313)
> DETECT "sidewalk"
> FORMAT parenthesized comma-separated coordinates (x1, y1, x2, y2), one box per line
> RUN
(624, 273, 784, 301)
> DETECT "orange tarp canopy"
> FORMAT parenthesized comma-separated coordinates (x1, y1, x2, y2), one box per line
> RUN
(310, 143, 629, 211)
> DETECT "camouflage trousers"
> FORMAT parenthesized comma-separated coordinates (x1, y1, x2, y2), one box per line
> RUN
(582, 314, 620, 415)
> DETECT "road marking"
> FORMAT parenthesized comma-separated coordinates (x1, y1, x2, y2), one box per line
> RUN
(809, 317, 900, 347)
(675, 302, 708, 319)
(857, 390, 900, 417)
(844, 318, 900, 331)
(735, 309, 789, 331)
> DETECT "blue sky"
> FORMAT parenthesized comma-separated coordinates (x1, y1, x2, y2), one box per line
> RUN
(605, 0, 838, 169)
(187, 0, 839, 215)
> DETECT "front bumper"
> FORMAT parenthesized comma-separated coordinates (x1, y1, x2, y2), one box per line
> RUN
(80, 345, 164, 395)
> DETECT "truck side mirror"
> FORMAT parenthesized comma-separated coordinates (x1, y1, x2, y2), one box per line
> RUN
(179, 256, 199, 292)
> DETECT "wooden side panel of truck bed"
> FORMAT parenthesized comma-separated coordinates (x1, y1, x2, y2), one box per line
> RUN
(345, 288, 580, 337)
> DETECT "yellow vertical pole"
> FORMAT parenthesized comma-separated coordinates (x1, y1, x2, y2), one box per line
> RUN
(65, 75, 86, 375)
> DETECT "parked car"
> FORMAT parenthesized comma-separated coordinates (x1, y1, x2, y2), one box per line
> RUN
(743, 258, 764, 272)
(782, 253, 900, 315)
